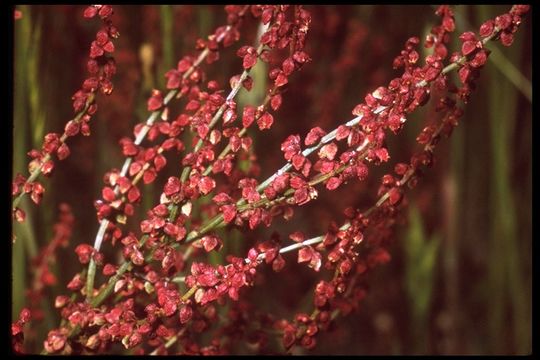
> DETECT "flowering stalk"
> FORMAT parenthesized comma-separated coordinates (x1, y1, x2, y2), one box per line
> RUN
(85, 1, 525, 326)
(178, 25, 484, 245)
(12, 5, 118, 222)
(268, 116, 449, 264)
(12, 94, 93, 212)
(274, 107, 459, 351)
(85, 6, 297, 305)
(85, 22, 240, 302)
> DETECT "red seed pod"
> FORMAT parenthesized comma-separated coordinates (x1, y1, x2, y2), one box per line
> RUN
(298, 247, 314, 264)
(282, 57, 295, 75)
(56, 143, 70, 160)
(318, 143, 338, 161)
(127, 186, 141, 203)
(243, 52, 258, 69)
(257, 112, 274, 130)
(479, 20, 495, 37)
(201, 236, 220, 252)
(75, 244, 94, 264)
(270, 94, 282, 111)
(179, 306, 193, 324)
(89, 41, 104, 58)
(461, 40, 477, 56)
(326, 177, 342, 190)
(239, 105, 256, 129)
(222, 204, 237, 223)
(164, 177, 181, 196)
(147, 90, 164, 111)
(274, 72, 288, 87)
(14, 208, 26, 223)
(64, 120, 80, 137)
(388, 187, 403, 205)
(305, 127, 326, 146)
(83, 6, 98, 18)
(198, 176, 216, 195)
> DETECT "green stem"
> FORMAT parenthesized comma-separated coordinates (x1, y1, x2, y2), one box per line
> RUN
(85, 36, 221, 302)
(90, 261, 132, 308)
(185, 140, 373, 244)
(12, 93, 95, 211)
(181, 285, 198, 302)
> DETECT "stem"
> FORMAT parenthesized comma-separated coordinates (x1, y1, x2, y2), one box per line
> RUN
(159, 5, 175, 87)
(254, 106, 386, 196)
(149, 329, 186, 356)
(84, 31, 231, 302)
(91, 260, 132, 308)
(267, 121, 447, 261)
(253, 24, 502, 202)
(161, 30, 271, 245)
(181, 285, 198, 302)
(84, 19, 262, 306)
(182, 24, 509, 246)
(172, 276, 186, 283)
(179, 43, 265, 183)
(201, 75, 275, 177)
(12, 93, 95, 210)
(185, 138, 372, 244)
(85, 90, 177, 300)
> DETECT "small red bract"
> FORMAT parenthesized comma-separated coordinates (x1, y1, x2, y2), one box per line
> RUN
(164, 177, 181, 196)
(147, 90, 164, 111)
(257, 112, 274, 130)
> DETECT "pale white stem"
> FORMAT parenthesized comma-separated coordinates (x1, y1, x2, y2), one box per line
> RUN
(92, 27, 231, 252)
(255, 105, 387, 193)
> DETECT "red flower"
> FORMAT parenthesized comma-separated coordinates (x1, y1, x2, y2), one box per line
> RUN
(147, 90, 164, 111)
(257, 112, 274, 130)
(164, 177, 181, 197)
(75, 244, 94, 264)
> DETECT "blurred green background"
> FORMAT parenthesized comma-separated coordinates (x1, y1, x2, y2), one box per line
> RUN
(12, 5, 531, 354)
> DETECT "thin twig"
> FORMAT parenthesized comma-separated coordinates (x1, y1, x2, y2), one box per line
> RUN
(12, 94, 95, 210)
(182, 25, 506, 246)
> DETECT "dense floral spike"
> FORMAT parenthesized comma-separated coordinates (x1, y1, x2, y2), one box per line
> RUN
(12, 5, 118, 219)
(83, 6, 255, 303)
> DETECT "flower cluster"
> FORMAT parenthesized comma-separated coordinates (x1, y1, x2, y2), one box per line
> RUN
(11, 4, 529, 355)
(25, 204, 74, 323)
(266, 5, 530, 350)
(12, 308, 31, 353)
(12, 5, 118, 223)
